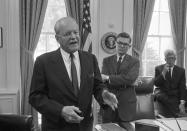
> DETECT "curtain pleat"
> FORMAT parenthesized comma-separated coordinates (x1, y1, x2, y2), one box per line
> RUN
(168, 0, 187, 67)
(132, 0, 155, 58)
(19, 0, 48, 130)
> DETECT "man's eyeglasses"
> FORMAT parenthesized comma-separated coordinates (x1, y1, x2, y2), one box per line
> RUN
(117, 41, 131, 47)
(166, 57, 176, 60)
(56, 31, 79, 38)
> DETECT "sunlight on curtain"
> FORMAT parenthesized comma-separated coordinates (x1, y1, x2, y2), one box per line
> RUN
(142, 0, 175, 76)
(34, 0, 67, 60)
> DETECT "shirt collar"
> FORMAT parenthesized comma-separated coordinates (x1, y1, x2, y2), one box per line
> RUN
(170, 66, 174, 70)
(60, 48, 79, 61)
(117, 54, 125, 61)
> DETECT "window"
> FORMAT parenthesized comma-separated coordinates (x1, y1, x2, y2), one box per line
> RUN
(34, 0, 67, 60)
(141, 0, 175, 76)
(34, 0, 67, 124)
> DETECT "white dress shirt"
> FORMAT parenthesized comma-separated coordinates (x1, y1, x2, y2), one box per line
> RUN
(60, 48, 81, 88)
(117, 54, 125, 62)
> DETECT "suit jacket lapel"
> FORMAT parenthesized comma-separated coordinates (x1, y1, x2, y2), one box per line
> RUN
(51, 49, 76, 97)
(119, 55, 130, 71)
(78, 51, 87, 91)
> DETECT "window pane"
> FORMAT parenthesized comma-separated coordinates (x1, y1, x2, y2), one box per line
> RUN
(47, 34, 59, 51)
(48, 0, 65, 6)
(160, 0, 169, 12)
(35, 0, 67, 60)
(34, 34, 47, 59)
(42, 6, 66, 32)
(145, 61, 159, 76)
(160, 37, 175, 60)
(142, 0, 175, 77)
(144, 37, 160, 60)
(159, 12, 171, 35)
(148, 12, 159, 35)
(154, 0, 159, 12)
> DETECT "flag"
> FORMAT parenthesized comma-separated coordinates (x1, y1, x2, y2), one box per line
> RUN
(81, 0, 92, 52)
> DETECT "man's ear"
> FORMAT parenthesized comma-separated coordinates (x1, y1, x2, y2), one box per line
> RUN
(164, 58, 167, 61)
(55, 34, 58, 40)
(55, 35, 60, 42)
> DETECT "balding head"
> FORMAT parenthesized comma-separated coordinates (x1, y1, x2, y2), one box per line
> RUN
(164, 49, 176, 67)
(54, 17, 78, 35)
(54, 17, 80, 53)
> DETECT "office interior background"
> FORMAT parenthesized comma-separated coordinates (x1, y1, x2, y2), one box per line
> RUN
(0, 0, 187, 129)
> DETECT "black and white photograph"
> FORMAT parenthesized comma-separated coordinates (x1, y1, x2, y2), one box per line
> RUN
(0, 0, 187, 131)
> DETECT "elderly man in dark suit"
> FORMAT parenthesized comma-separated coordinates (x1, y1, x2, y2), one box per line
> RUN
(154, 49, 186, 117)
(101, 32, 140, 130)
(29, 17, 118, 131)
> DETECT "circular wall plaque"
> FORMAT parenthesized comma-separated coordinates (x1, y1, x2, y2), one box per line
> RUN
(101, 32, 117, 54)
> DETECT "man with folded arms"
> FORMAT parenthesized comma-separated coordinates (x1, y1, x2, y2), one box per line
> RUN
(101, 32, 140, 130)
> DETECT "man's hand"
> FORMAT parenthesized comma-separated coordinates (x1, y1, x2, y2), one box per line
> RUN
(101, 74, 109, 83)
(162, 64, 169, 77)
(61, 106, 84, 123)
(102, 90, 118, 110)
(179, 103, 186, 114)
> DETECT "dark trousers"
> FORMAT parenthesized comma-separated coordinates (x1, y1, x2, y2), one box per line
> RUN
(155, 92, 179, 117)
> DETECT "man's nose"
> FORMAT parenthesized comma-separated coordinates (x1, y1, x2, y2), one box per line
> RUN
(70, 32, 77, 38)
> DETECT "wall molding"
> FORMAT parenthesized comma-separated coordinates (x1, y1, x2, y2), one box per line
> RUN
(0, 88, 19, 114)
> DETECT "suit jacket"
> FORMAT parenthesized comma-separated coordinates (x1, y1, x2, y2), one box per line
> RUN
(154, 64, 186, 100)
(101, 54, 140, 121)
(29, 49, 105, 131)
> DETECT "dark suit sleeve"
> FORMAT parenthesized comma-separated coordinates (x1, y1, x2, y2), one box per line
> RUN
(109, 58, 140, 86)
(92, 55, 106, 105)
(179, 69, 186, 100)
(101, 58, 109, 75)
(29, 57, 63, 123)
(154, 66, 166, 87)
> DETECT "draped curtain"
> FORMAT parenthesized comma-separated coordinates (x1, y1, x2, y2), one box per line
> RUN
(19, 0, 48, 130)
(132, 0, 155, 59)
(168, 0, 187, 67)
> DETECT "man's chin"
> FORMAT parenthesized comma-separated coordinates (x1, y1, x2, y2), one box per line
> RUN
(69, 46, 80, 52)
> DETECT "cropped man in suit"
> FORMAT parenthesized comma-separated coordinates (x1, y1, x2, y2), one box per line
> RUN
(101, 32, 140, 129)
(29, 17, 118, 131)
(154, 49, 186, 117)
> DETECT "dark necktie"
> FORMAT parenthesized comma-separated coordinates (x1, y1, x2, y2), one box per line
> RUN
(117, 56, 122, 74)
(168, 67, 172, 79)
(70, 53, 79, 96)
(166, 67, 172, 81)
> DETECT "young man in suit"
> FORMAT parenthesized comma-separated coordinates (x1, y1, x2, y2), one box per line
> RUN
(29, 17, 118, 131)
(154, 49, 186, 117)
(101, 32, 140, 129)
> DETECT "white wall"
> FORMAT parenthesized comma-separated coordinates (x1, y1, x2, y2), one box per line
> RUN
(0, 0, 20, 114)
(91, 0, 134, 125)
(91, 0, 133, 68)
